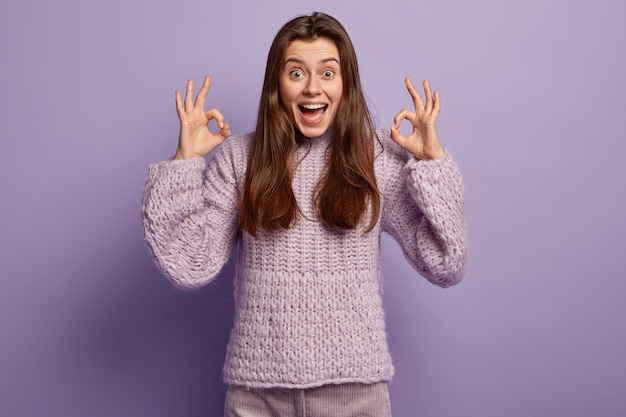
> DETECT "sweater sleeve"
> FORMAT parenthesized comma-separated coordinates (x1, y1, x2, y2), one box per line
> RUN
(141, 137, 243, 289)
(380, 134, 468, 288)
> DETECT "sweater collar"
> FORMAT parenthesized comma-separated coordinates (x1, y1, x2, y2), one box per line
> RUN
(297, 127, 334, 149)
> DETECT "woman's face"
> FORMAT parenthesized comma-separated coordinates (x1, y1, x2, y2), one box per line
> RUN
(279, 38, 343, 138)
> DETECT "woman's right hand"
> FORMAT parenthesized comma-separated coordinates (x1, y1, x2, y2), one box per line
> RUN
(174, 75, 231, 160)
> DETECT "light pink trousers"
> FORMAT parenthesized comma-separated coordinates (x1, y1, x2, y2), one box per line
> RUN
(224, 382, 392, 417)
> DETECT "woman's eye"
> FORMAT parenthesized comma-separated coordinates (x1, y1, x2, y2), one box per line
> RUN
(290, 70, 304, 78)
(322, 70, 335, 78)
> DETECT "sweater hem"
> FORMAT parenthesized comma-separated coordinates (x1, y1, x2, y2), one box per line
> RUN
(224, 374, 393, 390)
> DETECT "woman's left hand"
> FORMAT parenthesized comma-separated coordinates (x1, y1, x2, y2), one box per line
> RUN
(390, 78, 444, 160)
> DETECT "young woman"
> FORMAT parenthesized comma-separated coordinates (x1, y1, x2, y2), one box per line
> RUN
(143, 12, 467, 417)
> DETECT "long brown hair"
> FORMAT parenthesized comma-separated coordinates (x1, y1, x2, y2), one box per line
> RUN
(239, 12, 380, 236)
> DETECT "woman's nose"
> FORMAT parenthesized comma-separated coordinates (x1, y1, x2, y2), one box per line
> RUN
(304, 76, 321, 95)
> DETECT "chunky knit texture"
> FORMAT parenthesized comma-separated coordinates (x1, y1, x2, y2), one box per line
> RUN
(142, 129, 467, 389)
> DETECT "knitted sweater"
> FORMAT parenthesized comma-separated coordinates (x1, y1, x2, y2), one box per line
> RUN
(142, 129, 467, 389)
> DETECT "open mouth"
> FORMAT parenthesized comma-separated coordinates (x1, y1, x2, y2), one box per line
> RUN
(298, 103, 327, 124)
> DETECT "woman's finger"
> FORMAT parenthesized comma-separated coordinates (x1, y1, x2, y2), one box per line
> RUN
(194, 76, 211, 109)
(389, 123, 407, 145)
(432, 90, 441, 118)
(184, 79, 194, 112)
(423, 80, 433, 113)
(405, 77, 425, 112)
(175, 90, 184, 117)
(393, 108, 415, 129)
(205, 107, 226, 129)
(216, 123, 232, 141)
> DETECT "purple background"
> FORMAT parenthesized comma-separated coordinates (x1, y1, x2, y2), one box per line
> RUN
(1, 0, 625, 416)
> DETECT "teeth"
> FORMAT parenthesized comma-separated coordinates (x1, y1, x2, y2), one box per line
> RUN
(300, 104, 326, 110)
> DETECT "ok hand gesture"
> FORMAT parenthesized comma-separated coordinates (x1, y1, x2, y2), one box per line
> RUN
(390, 78, 444, 160)
(174, 76, 231, 160)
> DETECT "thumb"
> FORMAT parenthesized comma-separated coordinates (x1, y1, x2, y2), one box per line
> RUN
(389, 125, 406, 146)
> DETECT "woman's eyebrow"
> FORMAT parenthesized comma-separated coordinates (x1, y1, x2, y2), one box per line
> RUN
(284, 57, 340, 65)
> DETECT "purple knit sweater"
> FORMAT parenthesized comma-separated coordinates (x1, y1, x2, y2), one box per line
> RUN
(142, 129, 467, 388)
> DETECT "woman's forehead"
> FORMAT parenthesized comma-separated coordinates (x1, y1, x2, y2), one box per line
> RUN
(283, 38, 340, 63)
